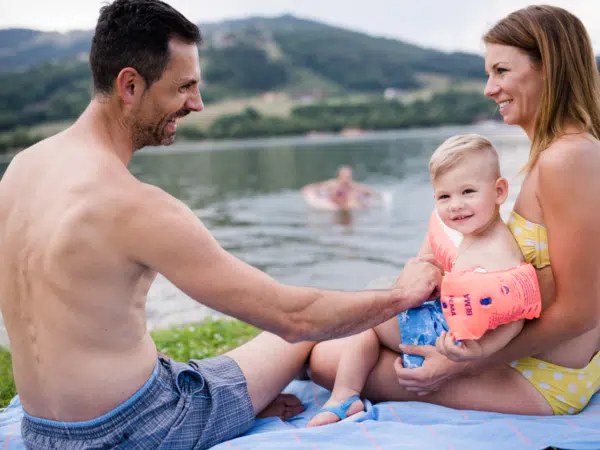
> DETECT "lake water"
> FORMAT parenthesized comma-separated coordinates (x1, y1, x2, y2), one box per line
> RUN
(0, 123, 531, 345)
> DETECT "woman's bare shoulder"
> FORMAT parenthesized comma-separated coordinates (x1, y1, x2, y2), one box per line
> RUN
(534, 135, 600, 199)
(539, 133, 600, 170)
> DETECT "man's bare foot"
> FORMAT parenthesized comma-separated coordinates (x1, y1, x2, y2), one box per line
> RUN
(306, 392, 364, 427)
(257, 394, 305, 421)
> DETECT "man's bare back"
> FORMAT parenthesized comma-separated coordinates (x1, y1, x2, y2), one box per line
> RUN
(0, 126, 441, 429)
(0, 132, 158, 420)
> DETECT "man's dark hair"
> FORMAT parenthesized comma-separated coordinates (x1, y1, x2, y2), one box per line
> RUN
(89, 0, 202, 94)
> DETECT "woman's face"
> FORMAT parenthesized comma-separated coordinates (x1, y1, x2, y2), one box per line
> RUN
(484, 44, 544, 137)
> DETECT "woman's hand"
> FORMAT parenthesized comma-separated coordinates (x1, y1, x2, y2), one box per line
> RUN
(395, 344, 469, 395)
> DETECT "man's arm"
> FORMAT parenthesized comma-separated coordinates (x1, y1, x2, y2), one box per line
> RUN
(122, 183, 441, 343)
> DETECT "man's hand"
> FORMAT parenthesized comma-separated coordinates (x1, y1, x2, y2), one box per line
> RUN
(436, 331, 485, 362)
(395, 344, 466, 395)
(393, 256, 443, 310)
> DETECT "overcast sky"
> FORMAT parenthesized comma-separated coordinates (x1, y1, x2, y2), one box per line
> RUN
(2, 0, 600, 54)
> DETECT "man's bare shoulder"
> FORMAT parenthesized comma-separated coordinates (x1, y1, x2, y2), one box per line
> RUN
(0, 141, 44, 180)
(114, 178, 203, 246)
(0, 139, 60, 209)
(120, 180, 188, 220)
(115, 178, 219, 272)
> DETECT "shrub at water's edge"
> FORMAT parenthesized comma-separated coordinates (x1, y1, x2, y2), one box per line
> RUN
(0, 318, 260, 409)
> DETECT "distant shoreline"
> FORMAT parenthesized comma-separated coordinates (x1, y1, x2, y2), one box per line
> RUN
(1, 121, 522, 164)
(142, 121, 524, 155)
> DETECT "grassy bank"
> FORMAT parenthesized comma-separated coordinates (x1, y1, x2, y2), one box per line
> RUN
(0, 346, 14, 408)
(0, 318, 260, 409)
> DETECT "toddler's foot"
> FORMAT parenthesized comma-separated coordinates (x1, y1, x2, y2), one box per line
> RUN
(307, 391, 365, 427)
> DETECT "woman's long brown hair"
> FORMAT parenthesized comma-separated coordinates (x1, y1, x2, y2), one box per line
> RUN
(483, 5, 600, 171)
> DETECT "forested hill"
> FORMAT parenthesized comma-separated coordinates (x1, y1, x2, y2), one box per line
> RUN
(4, 14, 596, 137)
(0, 15, 492, 132)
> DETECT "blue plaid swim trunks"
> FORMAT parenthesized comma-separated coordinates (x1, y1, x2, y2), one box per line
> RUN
(21, 355, 255, 449)
(398, 299, 449, 368)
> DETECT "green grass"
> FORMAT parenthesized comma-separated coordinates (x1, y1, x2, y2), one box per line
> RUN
(0, 318, 260, 409)
(151, 318, 260, 361)
(0, 346, 15, 408)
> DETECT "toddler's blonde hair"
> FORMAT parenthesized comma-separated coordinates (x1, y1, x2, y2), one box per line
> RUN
(429, 134, 500, 182)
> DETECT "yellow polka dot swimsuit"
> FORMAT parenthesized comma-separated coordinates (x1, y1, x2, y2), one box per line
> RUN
(507, 211, 600, 415)
(507, 211, 550, 269)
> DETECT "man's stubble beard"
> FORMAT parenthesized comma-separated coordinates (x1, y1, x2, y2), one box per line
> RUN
(131, 115, 173, 149)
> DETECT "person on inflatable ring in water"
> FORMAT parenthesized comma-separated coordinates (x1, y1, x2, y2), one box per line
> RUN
(307, 134, 542, 427)
(302, 165, 381, 210)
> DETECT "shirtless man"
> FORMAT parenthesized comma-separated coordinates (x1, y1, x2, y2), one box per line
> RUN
(0, 1, 441, 448)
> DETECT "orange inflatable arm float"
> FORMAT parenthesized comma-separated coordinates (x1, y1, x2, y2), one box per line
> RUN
(427, 211, 458, 273)
(440, 264, 542, 340)
(427, 210, 542, 340)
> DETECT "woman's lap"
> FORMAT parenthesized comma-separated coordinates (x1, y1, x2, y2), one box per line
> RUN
(309, 338, 553, 415)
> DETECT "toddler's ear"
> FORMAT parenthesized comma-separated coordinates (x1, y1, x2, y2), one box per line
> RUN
(495, 177, 509, 204)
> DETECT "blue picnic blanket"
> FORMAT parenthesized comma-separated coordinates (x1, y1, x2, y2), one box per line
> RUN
(2, 380, 599, 449)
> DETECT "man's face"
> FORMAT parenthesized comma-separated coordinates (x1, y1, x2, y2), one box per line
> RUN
(130, 39, 203, 149)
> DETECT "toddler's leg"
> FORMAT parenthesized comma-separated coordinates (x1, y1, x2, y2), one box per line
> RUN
(373, 315, 403, 352)
(307, 328, 380, 427)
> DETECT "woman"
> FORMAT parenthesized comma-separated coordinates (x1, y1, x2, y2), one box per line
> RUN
(309, 4, 600, 416)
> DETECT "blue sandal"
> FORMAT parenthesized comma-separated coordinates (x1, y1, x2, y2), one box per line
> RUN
(314, 395, 366, 423)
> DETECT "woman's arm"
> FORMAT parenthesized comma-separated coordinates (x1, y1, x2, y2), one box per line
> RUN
(468, 140, 600, 368)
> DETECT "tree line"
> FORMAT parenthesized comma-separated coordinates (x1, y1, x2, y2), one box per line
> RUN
(0, 90, 498, 153)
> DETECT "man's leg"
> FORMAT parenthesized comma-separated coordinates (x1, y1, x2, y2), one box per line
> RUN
(226, 332, 315, 417)
(309, 338, 553, 415)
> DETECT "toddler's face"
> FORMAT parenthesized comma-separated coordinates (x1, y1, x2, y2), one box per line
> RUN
(433, 159, 506, 236)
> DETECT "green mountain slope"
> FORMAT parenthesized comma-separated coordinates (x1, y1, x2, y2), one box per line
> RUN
(0, 15, 492, 134)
